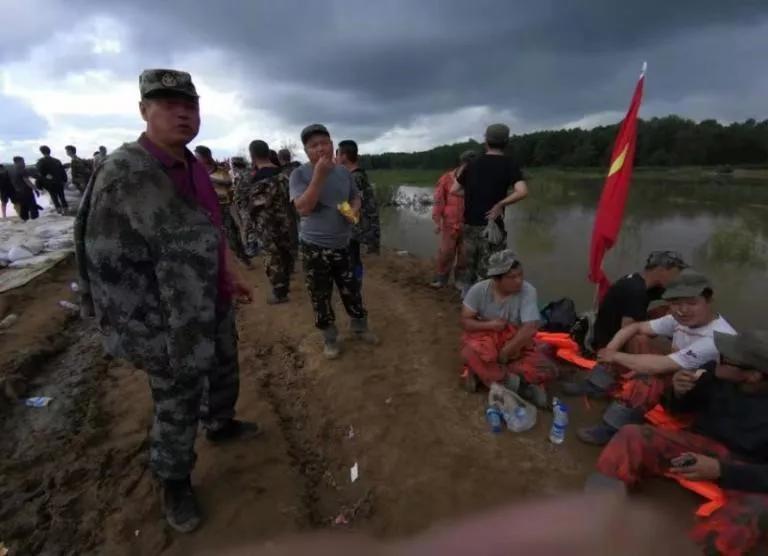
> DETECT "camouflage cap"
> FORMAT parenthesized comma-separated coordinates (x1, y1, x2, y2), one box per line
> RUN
(459, 149, 478, 164)
(139, 69, 199, 99)
(300, 123, 331, 145)
(715, 330, 768, 372)
(487, 249, 521, 277)
(485, 123, 510, 144)
(662, 269, 712, 300)
(646, 250, 688, 269)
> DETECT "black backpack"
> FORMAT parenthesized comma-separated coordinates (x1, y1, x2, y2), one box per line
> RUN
(540, 298, 577, 333)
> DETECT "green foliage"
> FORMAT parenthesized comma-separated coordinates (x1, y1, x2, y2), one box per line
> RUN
(361, 116, 768, 170)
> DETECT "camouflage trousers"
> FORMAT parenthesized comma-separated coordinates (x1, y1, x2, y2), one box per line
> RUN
(460, 224, 506, 285)
(288, 205, 299, 261)
(145, 303, 240, 480)
(597, 424, 768, 556)
(222, 205, 251, 265)
(261, 233, 294, 298)
(300, 241, 367, 331)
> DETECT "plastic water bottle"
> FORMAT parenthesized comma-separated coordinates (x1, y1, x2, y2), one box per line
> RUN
(506, 405, 529, 432)
(485, 406, 504, 434)
(549, 397, 569, 444)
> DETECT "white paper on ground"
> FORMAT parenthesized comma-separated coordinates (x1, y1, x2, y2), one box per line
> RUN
(350, 463, 359, 483)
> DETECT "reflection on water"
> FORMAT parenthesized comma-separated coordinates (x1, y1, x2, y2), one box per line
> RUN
(381, 178, 768, 330)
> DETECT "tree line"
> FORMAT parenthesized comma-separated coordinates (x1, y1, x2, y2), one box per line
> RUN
(361, 116, 768, 170)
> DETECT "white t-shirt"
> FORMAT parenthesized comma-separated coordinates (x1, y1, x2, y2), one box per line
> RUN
(649, 314, 737, 369)
(463, 279, 540, 325)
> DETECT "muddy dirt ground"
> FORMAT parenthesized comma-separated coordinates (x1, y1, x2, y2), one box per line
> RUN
(0, 252, 699, 555)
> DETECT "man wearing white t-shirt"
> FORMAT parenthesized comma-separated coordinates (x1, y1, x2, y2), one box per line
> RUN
(577, 269, 736, 445)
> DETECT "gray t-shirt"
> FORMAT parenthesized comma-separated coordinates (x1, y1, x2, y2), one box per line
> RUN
(289, 163, 359, 249)
(463, 279, 540, 325)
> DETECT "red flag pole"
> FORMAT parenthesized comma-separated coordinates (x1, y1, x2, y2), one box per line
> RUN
(588, 62, 647, 309)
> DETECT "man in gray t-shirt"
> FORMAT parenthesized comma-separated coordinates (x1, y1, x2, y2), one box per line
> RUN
(290, 124, 378, 359)
(460, 249, 556, 407)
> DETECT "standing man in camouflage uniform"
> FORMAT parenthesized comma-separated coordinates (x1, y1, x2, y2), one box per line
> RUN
(290, 124, 378, 359)
(75, 69, 258, 533)
(278, 149, 300, 262)
(452, 124, 528, 296)
(65, 145, 92, 193)
(336, 140, 380, 284)
(235, 139, 293, 304)
(194, 145, 252, 267)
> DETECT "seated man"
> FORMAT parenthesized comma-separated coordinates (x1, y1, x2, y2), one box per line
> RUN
(592, 250, 687, 351)
(588, 330, 768, 556)
(575, 269, 736, 445)
(461, 249, 557, 407)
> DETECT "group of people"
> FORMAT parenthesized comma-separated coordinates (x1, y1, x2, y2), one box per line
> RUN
(456, 235, 768, 551)
(74, 69, 381, 533)
(0, 144, 99, 220)
(66, 66, 768, 553)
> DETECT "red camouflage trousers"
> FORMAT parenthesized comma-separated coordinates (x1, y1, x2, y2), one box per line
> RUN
(461, 325, 558, 387)
(597, 424, 768, 556)
(435, 227, 466, 278)
(612, 335, 673, 412)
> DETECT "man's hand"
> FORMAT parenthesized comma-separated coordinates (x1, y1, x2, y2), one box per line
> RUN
(485, 203, 503, 221)
(672, 370, 699, 397)
(488, 319, 507, 332)
(597, 348, 618, 364)
(670, 453, 721, 481)
(499, 344, 521, 364)
(314, 155, 334, 182)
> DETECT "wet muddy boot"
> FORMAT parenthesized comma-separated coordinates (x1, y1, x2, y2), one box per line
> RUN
(561, 364, 615, 399)
(577, 401, 644, 446)
(429, 274, 448, 288)
(162, 477, 201, 533)
(206, 419, 262, 443)
(266, 290, 289, 305)
(461, 368, 479, 393)
(516, 376, 548, 408)
(322, 325, 341, 359)
(351, 317, 380, 345)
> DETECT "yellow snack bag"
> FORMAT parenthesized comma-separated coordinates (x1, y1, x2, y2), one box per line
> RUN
(337, 201, 359, 224)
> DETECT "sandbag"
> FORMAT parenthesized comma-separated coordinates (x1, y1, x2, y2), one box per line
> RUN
(45, 237, 74, 251)
(7, 246, 34, 262)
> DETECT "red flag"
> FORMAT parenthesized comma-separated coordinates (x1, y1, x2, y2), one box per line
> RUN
(589, 64, 646, 302)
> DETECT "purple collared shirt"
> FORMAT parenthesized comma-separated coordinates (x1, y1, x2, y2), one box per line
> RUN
(138, 134, 233, 304)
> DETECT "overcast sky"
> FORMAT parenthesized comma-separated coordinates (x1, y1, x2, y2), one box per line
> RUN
(1, 0, 767, 162)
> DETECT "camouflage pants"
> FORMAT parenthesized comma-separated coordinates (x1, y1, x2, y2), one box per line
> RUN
(146, 303, 240, 480)
(222, 205, 251, 265)
(461, 224, 506, 285)
(597, 424, 768, 555)
(261, 233, 294, 298)
(300, 241, 367, 330)
(288, 206, 299, 261)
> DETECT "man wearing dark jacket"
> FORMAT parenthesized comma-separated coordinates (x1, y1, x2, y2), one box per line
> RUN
(589, 330, 768, 555)
(36, 145, 69, 214)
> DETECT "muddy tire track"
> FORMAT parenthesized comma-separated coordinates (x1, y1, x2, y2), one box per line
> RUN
(250, 337, 371, 529)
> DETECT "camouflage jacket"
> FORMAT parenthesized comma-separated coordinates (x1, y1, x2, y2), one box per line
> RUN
(70, 155, 93, 186)
(75, 142, 220, 373)
(351, 168, 381, 250)
(233, 169, 291, 243)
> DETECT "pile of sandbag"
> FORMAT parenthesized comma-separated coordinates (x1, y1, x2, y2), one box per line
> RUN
(0, 213, 75, 269)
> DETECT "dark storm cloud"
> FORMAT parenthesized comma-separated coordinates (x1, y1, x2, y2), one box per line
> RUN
(6, 0, 768, 145)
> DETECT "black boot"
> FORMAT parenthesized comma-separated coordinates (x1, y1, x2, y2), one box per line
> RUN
(162, 477, 201, 533)
(206, 419, 262, 443)
(577, 401, 645, 446)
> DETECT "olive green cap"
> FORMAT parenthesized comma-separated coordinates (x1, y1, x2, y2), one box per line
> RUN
(662, 269, 712, 300)
(715, 330, 768, 372)
(139, 69, 199, 99)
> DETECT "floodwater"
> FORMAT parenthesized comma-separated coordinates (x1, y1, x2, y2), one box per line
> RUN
(380, 177, 768, 330)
